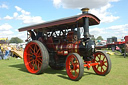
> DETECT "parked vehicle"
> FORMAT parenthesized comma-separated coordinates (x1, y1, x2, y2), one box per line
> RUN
(18, 8, 111, 81)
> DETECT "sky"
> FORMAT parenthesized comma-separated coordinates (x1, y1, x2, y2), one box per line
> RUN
(0, 0, 128, 41)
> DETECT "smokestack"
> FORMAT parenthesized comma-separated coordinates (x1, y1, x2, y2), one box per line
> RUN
(81, 8, 89, 39)
(81, 8, 89, 14)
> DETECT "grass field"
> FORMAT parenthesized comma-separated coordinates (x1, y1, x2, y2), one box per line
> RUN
(0, 54, 128, 85)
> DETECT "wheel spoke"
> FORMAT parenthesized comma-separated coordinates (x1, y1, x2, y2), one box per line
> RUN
(29, 45, 34, 53)
(95, 59, 99, 62)
(30, 52, 34, 55)
(97, 55, 100, 60)
(33, 60, 35, 65)
(75, 70, 78, 77)
(104, 64, 107, 67)
(38, 52, 41, 56)
(36, 49, 40, 55)
(37, 57, 42, 62)
(33, 60, 36, 69)
(27, 53, 33, 56)
(96, 65, 99, 70)
(103, 56, 105, 61)
(70, 69, 73, 72)
(99, 55, 101, 60)
(74, 61, 79, 69)
(37, 59, 42, 64)
(74, 62, 79, 66)
(29, 57, 32, 59)
(29, 60, 33, 64)
(34, 44, 37, 53)
(32, 66, 34, 70)
(71, 57, 75, 67)
(32, 60, 35, 70)
(104, 61, 107, 63)
(102, 67, 105, 72)
(101, 66, 103, 72)
(35, 60, 39, 70)
(38, 61, 40, 69)
(25, 60, 32, 65)
(36, 56, 42, 58)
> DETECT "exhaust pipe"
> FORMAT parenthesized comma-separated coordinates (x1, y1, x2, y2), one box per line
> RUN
(81, 8, 89, 39)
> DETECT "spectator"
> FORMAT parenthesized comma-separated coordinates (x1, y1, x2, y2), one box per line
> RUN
(0, 49, 3, 60)
(0, 44, 1, 50)
(25, 30, 36, 42)
(34, 29, 42, 40)
(3, 46, 11, 60)
(22, 44, 26, 50)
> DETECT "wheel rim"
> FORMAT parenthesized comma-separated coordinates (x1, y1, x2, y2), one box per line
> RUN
(92, 52, 108, 75)
(24, 42, 42, 73)
(66, 54, 80, 80)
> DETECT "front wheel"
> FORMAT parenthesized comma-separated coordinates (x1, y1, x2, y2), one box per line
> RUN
(24, 40, 49, 74)
(92, 51, 111, 75)
(66, 53, 84, 81)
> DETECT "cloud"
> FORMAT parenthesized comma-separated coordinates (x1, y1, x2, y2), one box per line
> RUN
(90, 27, 107, 38)
(15, 6, 30, 15)
(90, 3, 119, 23)
(13, 12, 19, 17)
(15, 6, 22, 11)
(0, 4, 8, 9)
(0, 23, 12, 31)
(106, 24, 128, 37)
(53, 0, 119, 9)
(14, 6, 44, 24)
(0, 23, 14, 39)
(0, 23, 26, 41)
(53, 0, 62, 8)
(90, 24, 128, 39)
(22, 16, 44, 24)
(0, 6, 44, 41)
(3, 15, 13, 20)
(3, 6, 44, 25)
(107, 24, 128, 30)
(0, 30, 14, 40)
(16, 14, 44, 24)
(1, 30, 13, 35)
(16, 32, 27, 41)
(53, 0, 119, 23)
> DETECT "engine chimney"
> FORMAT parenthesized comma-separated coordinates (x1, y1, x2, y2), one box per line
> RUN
(81, 8, 89, 14)
(81, 8, 89, 39)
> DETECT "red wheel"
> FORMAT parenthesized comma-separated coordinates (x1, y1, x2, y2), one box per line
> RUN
(24, 40, 49, 74)
(92, 51, 111, 75)
(66, 53, 84, 81)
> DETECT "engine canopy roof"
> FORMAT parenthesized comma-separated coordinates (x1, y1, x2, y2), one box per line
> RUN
(18, 13, 100, 32)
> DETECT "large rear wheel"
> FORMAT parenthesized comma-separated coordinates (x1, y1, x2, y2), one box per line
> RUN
(24, 40, 49, 74)
(92, 51, 111, 75)
(66, 53, 84, 81)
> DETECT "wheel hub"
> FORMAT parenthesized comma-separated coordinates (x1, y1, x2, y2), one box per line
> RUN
(32, 55, 36, 59)
(70, 65, 74, 69)
(100, 60, 104, 66)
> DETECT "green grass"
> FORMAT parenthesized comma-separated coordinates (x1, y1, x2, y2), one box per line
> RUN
(0, 55, 128, 85)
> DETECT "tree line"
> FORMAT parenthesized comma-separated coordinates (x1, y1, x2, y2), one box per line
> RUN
(9, 37, 23, 44)
(8, 36, 104, 44)
(91, 36, 104, 41)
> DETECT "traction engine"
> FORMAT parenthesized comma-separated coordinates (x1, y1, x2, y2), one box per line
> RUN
(19, 8, 111, 81)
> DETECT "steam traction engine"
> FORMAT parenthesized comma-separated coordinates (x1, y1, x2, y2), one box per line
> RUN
(19, 8, 111, 81)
